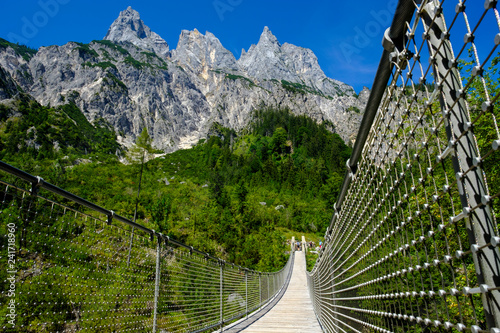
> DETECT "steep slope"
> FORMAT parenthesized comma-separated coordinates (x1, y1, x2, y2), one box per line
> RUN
(0, 66, 18, 100)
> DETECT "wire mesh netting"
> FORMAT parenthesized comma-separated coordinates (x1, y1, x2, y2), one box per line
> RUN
(0, 169, 293, 332)
(308, 0, 500, 332)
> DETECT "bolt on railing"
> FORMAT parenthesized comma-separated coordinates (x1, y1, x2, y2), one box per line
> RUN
(307, 0, 500, 332)
(0, 160, 293, 332)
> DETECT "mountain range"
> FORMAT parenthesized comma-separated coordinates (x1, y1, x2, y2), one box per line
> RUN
(0, 6, 367, 152)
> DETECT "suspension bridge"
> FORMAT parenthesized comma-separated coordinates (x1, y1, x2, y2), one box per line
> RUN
(1, 0, 500, 331)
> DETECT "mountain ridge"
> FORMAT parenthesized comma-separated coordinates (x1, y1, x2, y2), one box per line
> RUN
(0, 7, 367, 152)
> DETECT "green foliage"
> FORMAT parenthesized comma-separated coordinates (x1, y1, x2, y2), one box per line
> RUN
(98, 48, 116, 62)
(280, 80, 332, 98)
(73, 42, 98, 59)
(124, 55, 151, 70)
(103, 72, 127, 91)
(136, 127, 153, 151)
(280, 80, 308, 94)
(127, 127, 155, 165)
(305, 251, 318, 271)
(0, 38, 37, 61)
(347, 105, 360, 113)
(403, 82, 435, 96)
(251, 107, 351, 169)
(198, 107, 350, 234)
(459, 50, 500, 219)
(92, 40, 130, 56)
(225, 73, 255, 87)
(59, 103, 121, 154)
(0, 96, 120, 166)
(0, 104, 9, 122)
(141, 51, 157, 58)
(141, 51, 169, 70)
(271, 127, 287, 149)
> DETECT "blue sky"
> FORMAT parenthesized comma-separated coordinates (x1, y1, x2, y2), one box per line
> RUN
(0, 1, 496, 93)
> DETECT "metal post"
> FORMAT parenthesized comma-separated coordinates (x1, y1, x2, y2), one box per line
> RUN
(220, 261, 224, 332)
(245, 270, 248, 319)
(267, 275, 270, 302)
(152, 237, 161, 333)
(421, 2, 500, 328)
(259, 274, 262, 310)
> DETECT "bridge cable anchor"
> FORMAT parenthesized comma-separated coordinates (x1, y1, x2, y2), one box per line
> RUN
(30, 176, 44, 197)
(346, 159, 358, 179)
(382, 27, 395, 52)
(107, 210, 114, 225)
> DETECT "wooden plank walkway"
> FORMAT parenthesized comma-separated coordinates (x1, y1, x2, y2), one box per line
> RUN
(237, 250, 322, 333)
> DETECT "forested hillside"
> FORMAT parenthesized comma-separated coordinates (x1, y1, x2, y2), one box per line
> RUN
(0, 97, 350, 271)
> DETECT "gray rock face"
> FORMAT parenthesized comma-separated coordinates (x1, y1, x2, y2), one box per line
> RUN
(104, 6, 170, 56)
(0, 65, 18, 99)
(239, 27, 292, 81)
(0, 8, 367, 152)
(0, 46, 32, 92)
(239, 27, 354, 97)
(172, 29, 238, 74)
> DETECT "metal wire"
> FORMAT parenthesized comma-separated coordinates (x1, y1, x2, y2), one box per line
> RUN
(0, 162, 293, 332)
(308, 0, 500, 331)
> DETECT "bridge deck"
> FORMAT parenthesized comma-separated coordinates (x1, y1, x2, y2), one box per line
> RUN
(238, 250, 322, 333)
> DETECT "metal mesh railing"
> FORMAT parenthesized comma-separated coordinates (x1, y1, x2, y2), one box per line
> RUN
(0, 160, 293, 332)
(308, 0, 500, 332)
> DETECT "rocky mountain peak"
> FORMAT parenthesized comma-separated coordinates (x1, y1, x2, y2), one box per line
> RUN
(173, 29, 237, 74)
(259, 26, 280, 47)
(238, 26, 291, 81)
(104, 6, 169, 56)
(237, 26, 354, 97)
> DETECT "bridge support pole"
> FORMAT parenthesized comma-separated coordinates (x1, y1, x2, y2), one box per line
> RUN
(421, 2, 500, 328)
(220, 260, 224, 332)
(245, 269, 248, 319)
(267, 275, 270, 302)
(152, 235, 161, 333)
(259, 273, 262, 310)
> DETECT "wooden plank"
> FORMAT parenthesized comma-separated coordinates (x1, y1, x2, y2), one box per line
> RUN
(240, 251, 322, 333)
